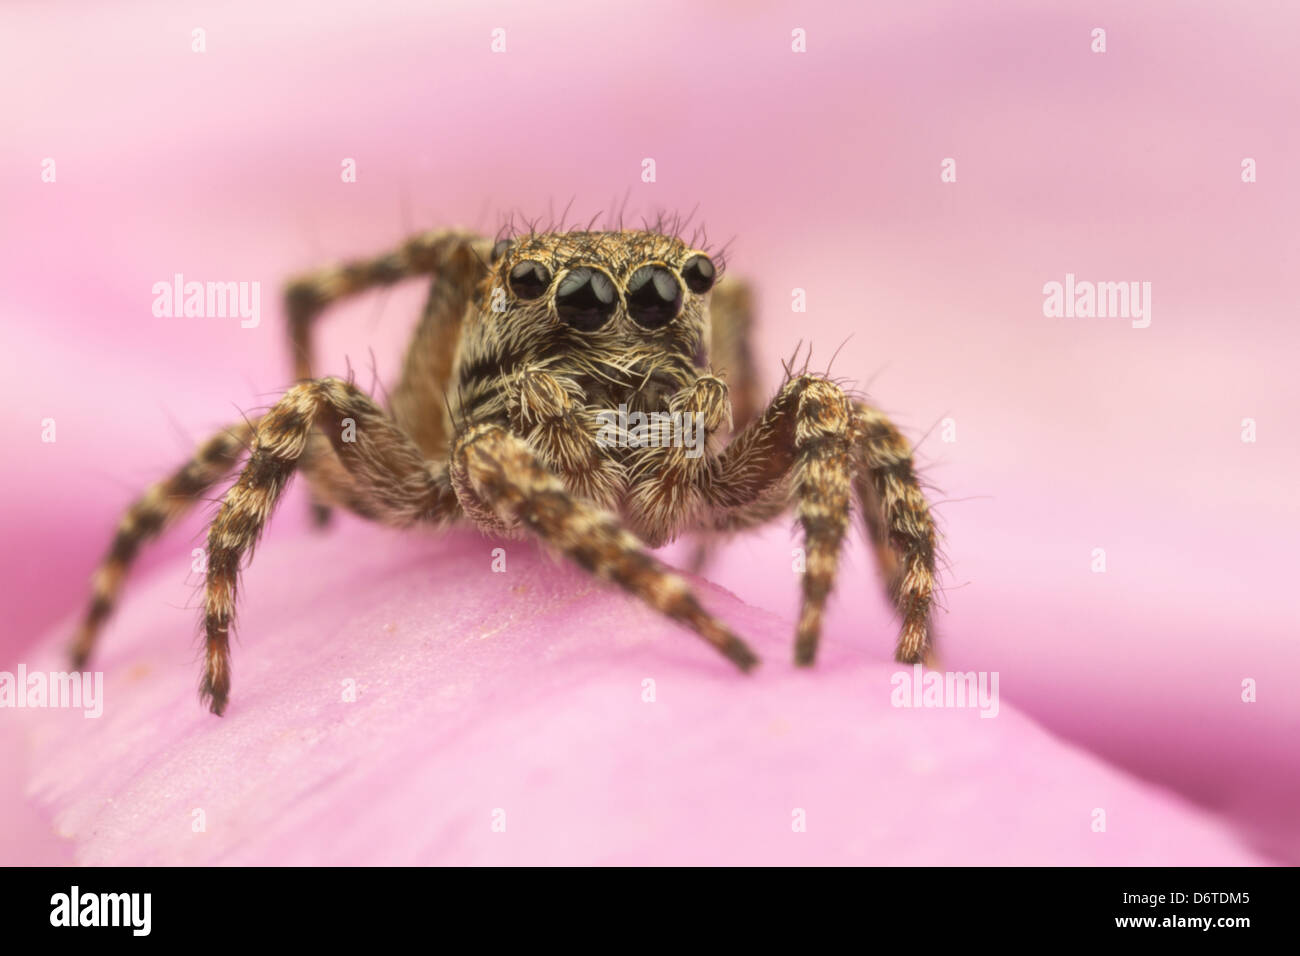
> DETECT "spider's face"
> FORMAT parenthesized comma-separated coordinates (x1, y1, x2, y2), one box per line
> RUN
(482, 230, 717, 366)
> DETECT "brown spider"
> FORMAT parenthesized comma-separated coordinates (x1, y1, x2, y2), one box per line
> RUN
(69, 224, 940, 715)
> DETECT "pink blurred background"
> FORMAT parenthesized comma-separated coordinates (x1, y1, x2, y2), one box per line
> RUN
(2, 0, 1297, 862)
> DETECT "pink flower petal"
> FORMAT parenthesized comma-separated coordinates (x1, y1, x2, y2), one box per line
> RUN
(6, 521, 1264, 865)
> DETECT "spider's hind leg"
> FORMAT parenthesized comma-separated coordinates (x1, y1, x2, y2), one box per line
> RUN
(282, 228, 488, 524)
(685, 274, 763, 574)
(706, 276, 763, 431)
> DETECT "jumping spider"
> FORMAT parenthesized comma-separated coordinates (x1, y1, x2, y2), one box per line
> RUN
(70, 224, 939, 715)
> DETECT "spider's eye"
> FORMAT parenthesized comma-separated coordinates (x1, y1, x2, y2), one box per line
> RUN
(626, 265, 683, 329)
(681, 254, 716, 294)
(508, 260, 551, 300)
(555, 267, 618, 332)
(490, 239, 512, 263)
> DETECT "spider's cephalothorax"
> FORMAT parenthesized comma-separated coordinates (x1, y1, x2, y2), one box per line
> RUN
(70, 225, 940, 715)
(453, 230, 729, 541)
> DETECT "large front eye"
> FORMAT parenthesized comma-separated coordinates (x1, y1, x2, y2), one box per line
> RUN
(626, 265, 683, 329)
(508, 260, 551, 299)
(681, 254, 716, 294)
(555, 266, 617, 331)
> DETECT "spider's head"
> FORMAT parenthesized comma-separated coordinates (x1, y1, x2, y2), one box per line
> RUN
(480, 229, 718, 374)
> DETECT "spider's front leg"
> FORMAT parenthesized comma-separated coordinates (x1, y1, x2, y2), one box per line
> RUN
(201, 377, 458, 714)
(449, 422, 758, 672)
(849, 401, 939, 664)
(702, 374, 938, 666)
(69, 420, 257, 669)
